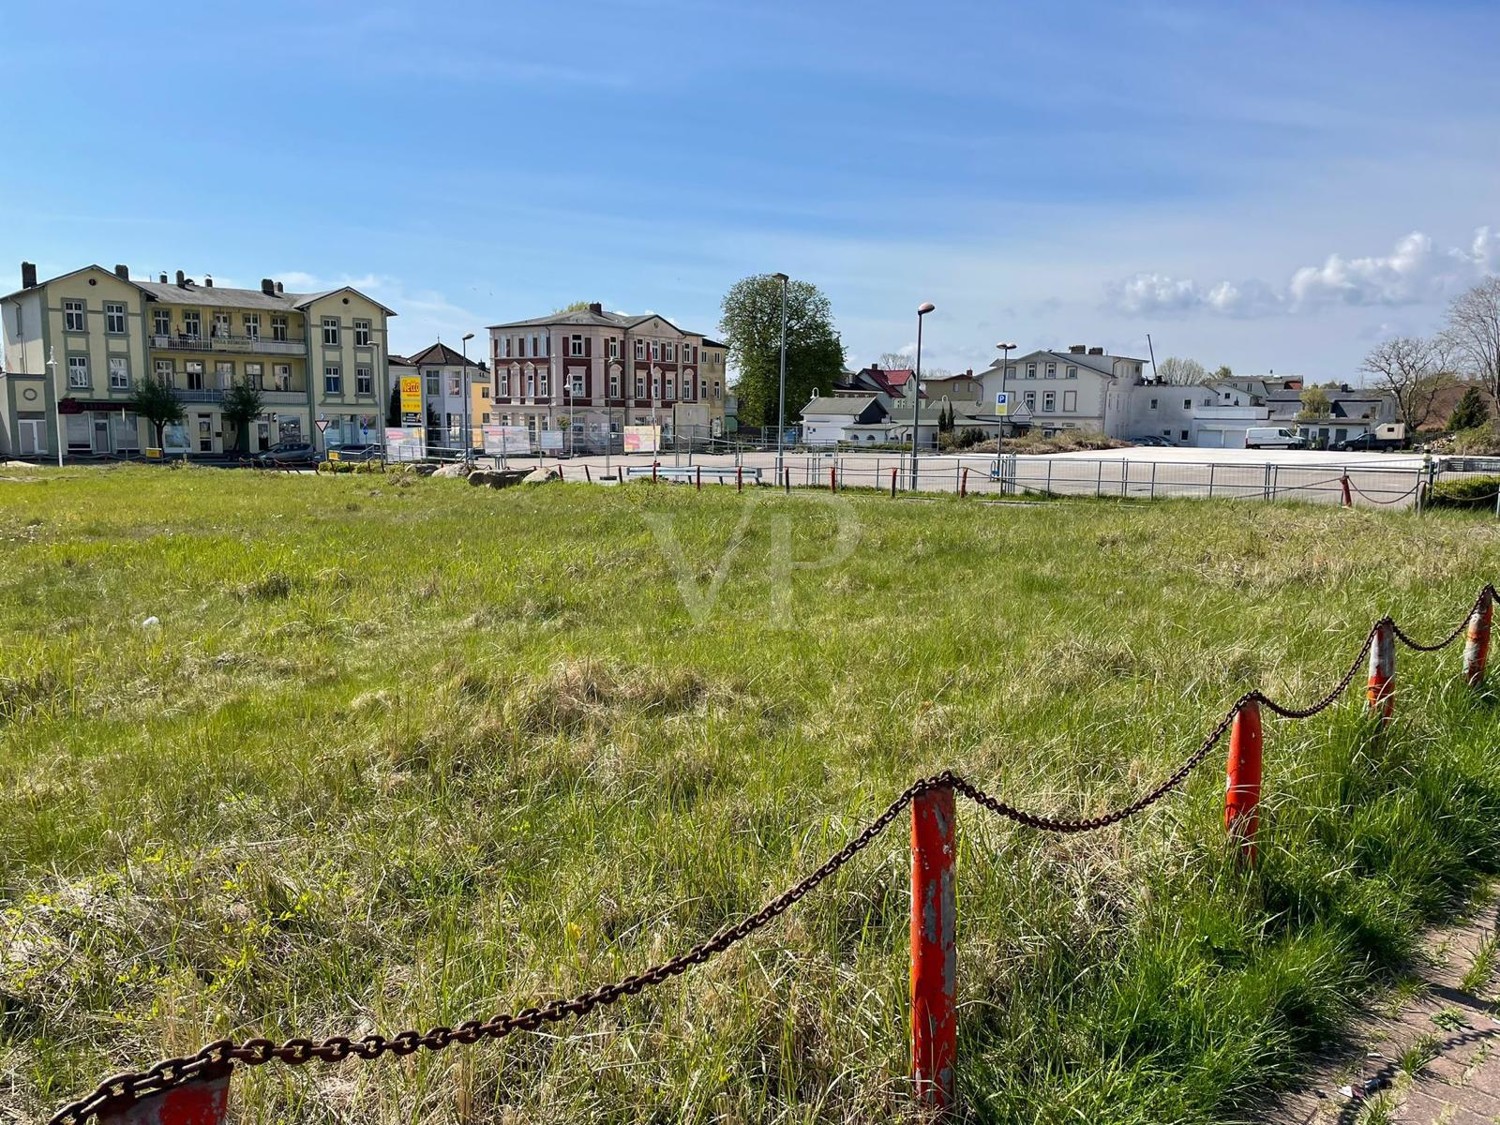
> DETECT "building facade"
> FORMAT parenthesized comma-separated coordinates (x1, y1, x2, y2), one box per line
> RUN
(0, 262, 395, 457)
(487, 303, 728, 452)
(978, 345, 1149, 438)
(404, 342, 487, 455)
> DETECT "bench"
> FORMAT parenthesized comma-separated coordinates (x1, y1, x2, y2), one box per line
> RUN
(623, 465, 763, 485)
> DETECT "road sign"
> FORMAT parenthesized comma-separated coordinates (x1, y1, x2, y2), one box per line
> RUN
(314, 418, 331, 433)
(994, 391, 1009, 417)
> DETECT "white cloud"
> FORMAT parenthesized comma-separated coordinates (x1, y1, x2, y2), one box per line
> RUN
(1104, 226, 1499, 318)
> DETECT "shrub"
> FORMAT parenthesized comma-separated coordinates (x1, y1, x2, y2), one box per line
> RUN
(1452, 426, 1500, 455)
(1426, 474, 1500, 510)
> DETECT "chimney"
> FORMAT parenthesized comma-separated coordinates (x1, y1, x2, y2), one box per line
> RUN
(159, 272, 169, 284)
(261, 278, 275, 295)
(1087, 346, 1105, 355)
(114, 264, 130, 280)
(588, 302, 603, 315)
(275, 282, 283, 294)
(204, 274, 213, 288)
(175, 270, 186, 287)
(1069, 344, 1086, 354)
(20, 261, 37, 289)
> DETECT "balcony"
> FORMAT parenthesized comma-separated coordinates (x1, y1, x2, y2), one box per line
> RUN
(151, 334, 307, 357)
(175, 386, 307, 404)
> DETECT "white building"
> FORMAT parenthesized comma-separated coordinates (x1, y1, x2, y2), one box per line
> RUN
(977, 345, 1149, 437)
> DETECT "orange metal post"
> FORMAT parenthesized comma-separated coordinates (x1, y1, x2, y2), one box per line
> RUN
(1224, 700, 1262, 865)
(1367, 619, 1395, 725)
(100, 1069, 231, 1125)
(911, 785, 957, 1110)
(1465, 589, 1493, 688)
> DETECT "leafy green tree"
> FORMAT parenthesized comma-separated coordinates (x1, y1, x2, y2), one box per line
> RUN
(1450, 384, 1490, 432)
(387, 384, 401, 427)
(221, 379, 264, 454)
(1297, 387, 1331, 419)
(720, 275, 845, 428)
(1212, 364, 1232, 380)
(128, 375, 185, 450)
(555, 300, 593, 313)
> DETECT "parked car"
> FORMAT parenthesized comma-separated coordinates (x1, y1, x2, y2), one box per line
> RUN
(1132, 435, 1174, 447)
(328, 443, 383, 462)
(1330, 432, 1402, 452)
(252, 441, 318, 467)
(1244, 427, 1308, 450)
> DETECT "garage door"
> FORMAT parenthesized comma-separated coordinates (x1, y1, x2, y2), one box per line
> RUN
(1199, 429, 1225, 448)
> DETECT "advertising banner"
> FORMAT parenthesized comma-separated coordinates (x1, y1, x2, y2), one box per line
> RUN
(623, 425, 659, 453)
(385, 427, 424, 462)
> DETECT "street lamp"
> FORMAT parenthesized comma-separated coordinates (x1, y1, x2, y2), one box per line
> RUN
(910, 302, 935, 490)
(773, 272, 789, 481)
(995, 341, 1015, 463)
(46, 347, 62, 468)
(461, 332, 475, 463)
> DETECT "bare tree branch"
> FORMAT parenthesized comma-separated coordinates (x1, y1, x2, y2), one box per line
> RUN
(1154, 357, 1209, 385)
(1360, 335, 1452, 430)
(1442, 277, 1500, 407)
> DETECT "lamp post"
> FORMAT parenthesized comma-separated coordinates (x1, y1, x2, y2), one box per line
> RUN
(773, 271, 789, 479)
(910, 302, 935, 490)
(46, 347, 62, 467)
(995, 341, 1015, 462)
(461, 332, 475, 463)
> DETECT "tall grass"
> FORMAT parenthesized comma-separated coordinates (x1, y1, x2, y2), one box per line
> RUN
(3, 467, 1500, 1123)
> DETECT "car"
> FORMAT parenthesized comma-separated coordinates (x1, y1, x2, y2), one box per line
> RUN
(252, 441, 318, 467)
(328, 443, 383, 463)
(1244, 427, 1308, 450)
(1132, 435, 1174, 447)
(1330, 432, 1400, 452)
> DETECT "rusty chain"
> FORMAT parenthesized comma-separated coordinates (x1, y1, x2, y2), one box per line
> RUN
(1390, 585, 1495, 653)
(48, 588, 1498, 1125)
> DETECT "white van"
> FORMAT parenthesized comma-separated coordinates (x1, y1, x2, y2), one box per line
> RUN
(1244, 427, 1307, 450)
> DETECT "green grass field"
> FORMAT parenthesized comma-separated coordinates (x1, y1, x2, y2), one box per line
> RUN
(4, 466, 1500, 1124)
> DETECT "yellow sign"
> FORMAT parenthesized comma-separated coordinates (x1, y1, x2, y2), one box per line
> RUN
(400, 376, 421, 415)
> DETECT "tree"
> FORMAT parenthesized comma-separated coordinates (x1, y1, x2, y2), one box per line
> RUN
(1212, 364, 1233, 380)
(129, 375, 185, 451)
(1359, 335, 1452, 431)
(878, 351, 912, 370)
(719, 275, 846, 428)
(221, 379, 264, 454)
(1443, 277, 1500, 407)
(1154, 356, 1209, 385)
(1297, 386, 1331, 419)
(555, 300, 593, 314)
(1450, 384, 1490, 432)
(387, 383, 401, 427)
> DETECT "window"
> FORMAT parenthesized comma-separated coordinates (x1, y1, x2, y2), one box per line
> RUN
(1183, 398, 1193, 410)
(651, 373, 660, 398)
(1024, 390, 1036, 410)
(498, 336, 512, 359)
(634, 373, 645, 398)
(356, 366, 373, 395)
(272, 315, 288, 341)
(1180, 429, 1190, 442)
(153, 309, 171, 336)
(608, 338, 619, 358)
(609, 370, 620, 397)
(245, 362, 263, 389)
(67, 355, 89, 388)
(498, 371, 510, 396)
(216, 361, 234, 388)
(565, 334, 581, 357)
(713, 380, 721, 399)
(1043, 391, 1056, 411)
(273, 364, 291, 391)
(479, 386, 489, 400)
(700, 378, 708, 399)
(1066, 366, 1078, 379)
(324, 365, 342, 394)
(1046, 362, 1056, 379)
(108, 356, 130, 389)
(1149, 398, 1158, 409)
(634, 340, 645, 360)
(1005, 365, 1016, 378)
(185, 361, 205, 390)
(1063, 389, 1076, 412)
(533, 334, 545, 357)
(1026, 363, 1036, 379)
(425, 371, 440, 395)
(664, 343, 675, 362)
(354, 319, 371, 346)
(569, 371, 584, 395)
(665, 376, 675, 399)
(322, 318, 340, 345)
(526, 370, 536, 396)
(448, 373, 462, 396)
(154, 359, 173, 383)
(183, 310, 201, 339)
(105, 302, 126, 334)
(213, 312, 230, 338)
(63, 300, 85, 332)
(243, 314, 260, 340)
(538, 370, 549, 396)
(518, 336, 528, 358)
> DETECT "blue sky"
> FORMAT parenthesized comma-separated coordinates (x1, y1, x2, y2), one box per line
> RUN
(4, 0, 1498, 380)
